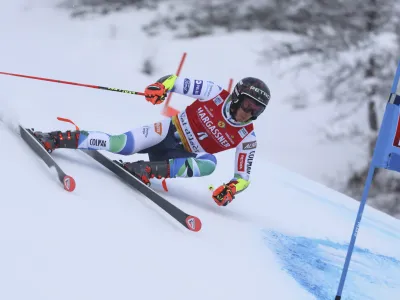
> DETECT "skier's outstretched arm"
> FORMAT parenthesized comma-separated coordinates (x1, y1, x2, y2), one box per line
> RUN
(144, 74, 224, 104)
(212, 132, 257, 206)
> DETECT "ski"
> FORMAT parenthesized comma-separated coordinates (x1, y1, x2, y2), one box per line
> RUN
(19, 126, 76, 192)
(80, 149, 202, 232)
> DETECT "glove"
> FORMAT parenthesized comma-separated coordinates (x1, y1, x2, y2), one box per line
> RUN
(212, 181, 237, 206)
(144, 82, 167, 105)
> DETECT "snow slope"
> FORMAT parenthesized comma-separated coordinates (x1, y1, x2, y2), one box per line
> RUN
(1, 2, 400, 300)
(2, 112, 400, 300)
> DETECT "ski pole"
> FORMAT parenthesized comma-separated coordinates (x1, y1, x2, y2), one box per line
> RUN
(0, 71, 145, 96)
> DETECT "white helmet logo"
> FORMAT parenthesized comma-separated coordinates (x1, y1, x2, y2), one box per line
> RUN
(250, 86, 270, 99)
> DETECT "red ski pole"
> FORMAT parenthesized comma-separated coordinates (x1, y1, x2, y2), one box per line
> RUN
(0, 71, 145, 96)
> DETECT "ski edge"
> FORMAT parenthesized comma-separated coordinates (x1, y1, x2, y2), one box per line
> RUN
(80, 149, 202, 232)
(19, 126, 76, 192)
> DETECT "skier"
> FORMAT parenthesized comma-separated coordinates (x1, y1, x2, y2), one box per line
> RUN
(33, 75, 271, 207)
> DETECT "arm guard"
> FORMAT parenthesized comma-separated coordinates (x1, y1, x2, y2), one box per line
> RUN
(231, 131, 257, 194)
(157, 74, 178, 91)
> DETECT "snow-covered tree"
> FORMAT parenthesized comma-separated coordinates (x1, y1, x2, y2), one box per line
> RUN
(58, 0, 162, 18)
(265, 0, 400, 216)
(141, 0, 316, 38)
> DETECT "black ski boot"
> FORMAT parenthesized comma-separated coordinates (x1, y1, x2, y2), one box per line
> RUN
(120, 160, 170, 186)
(32, 130, 80, 153)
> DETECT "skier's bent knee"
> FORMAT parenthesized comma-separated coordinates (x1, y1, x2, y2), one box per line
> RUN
(169, 153, 217, 178)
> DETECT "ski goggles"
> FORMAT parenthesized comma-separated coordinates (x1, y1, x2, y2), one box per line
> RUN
(236, 93, 266, 117)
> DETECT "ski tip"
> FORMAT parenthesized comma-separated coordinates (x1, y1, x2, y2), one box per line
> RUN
(63, 175, 76, 192)
(185, 216, 202, 232)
